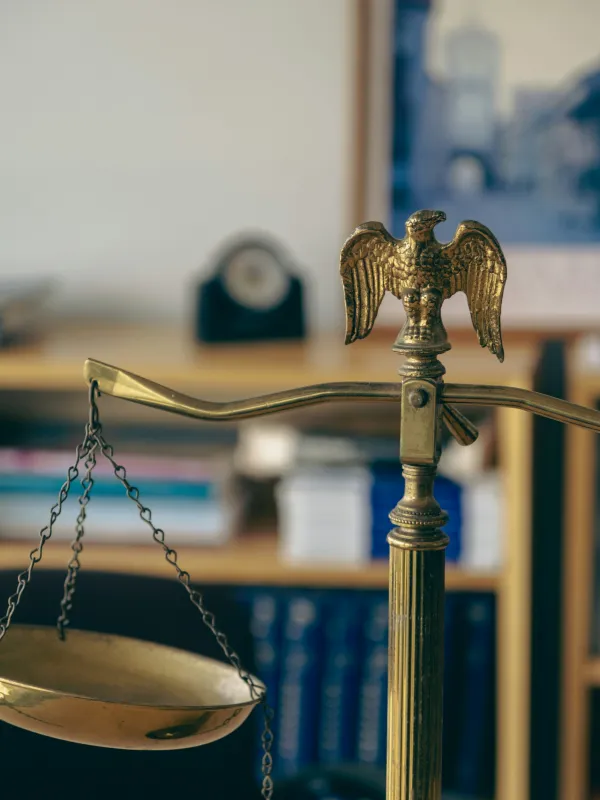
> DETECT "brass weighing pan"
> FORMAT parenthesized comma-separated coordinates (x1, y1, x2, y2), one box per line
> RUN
(0, 625, 262, 750)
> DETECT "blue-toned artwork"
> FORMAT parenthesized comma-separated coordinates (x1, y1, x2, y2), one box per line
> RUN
(392, 0, 600, 243)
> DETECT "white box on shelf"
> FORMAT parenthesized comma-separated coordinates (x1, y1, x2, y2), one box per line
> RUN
(460, 471, 503, 570)
(276, 465, 372, 565)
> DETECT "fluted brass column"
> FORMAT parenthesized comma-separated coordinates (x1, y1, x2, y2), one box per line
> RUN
(387, 465, 448, 800)
(385, 351, 449, 800)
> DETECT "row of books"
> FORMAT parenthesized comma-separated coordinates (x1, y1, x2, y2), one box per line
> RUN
(0, 446, 238, 545)
(0, 420, 502, 571)
(241, 588, 496, 798)
(277, 461, 502, 569)
(0, 442, 502, 570)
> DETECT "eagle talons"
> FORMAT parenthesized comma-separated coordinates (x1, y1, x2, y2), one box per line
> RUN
(394, 287, 450, 354)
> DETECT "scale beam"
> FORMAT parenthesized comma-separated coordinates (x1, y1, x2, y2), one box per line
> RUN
(85, 359, 600, 435)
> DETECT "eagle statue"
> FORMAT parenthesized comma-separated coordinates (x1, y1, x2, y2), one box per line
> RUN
(340, 209, 507, 361)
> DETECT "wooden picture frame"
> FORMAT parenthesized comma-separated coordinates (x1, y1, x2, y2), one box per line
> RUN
(351, 0, 600, 336)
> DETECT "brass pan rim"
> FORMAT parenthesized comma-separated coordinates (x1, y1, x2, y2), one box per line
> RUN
(0, 624, 263, 712)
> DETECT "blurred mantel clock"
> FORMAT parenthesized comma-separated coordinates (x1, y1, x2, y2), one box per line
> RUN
(195, 234, 306, 343)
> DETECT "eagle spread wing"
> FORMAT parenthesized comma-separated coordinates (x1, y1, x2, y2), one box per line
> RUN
(441, 221, 507, 362)
(340, 222, 401, 344)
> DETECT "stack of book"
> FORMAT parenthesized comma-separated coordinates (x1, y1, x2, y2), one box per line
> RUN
(275, 428, 502, 570)
(276, 460, 498, 568)
(370, 461, 462, 561)
(276, 465, 372, 564)
(242, 587, 496, 799)
(0, 447, 238, 545)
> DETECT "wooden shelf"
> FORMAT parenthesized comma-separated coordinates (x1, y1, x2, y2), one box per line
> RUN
(584, 658, 600, 686)
(0, 322, 538, 393)
(0, 534, 500, 591)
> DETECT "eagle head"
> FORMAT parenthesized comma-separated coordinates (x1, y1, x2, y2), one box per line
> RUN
(405, 209, 446, 242)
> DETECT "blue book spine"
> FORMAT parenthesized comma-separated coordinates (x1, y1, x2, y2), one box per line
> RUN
(248, 590, 283, 782)
(369, 462, 405, 560)
(249, 590, 282, 711)
(317, 592, 361, 764)
(442, 592, 460, 790)
(434, 475, 462, 563)
(355, 592, 388, 767)
(276, 592, 323, 777)
(454, 593, 496, 796)
(369, 463, 462, 562)
(0, 472, 215, 499)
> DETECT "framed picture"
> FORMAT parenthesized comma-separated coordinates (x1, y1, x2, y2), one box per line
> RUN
(357, 0, 600, 331)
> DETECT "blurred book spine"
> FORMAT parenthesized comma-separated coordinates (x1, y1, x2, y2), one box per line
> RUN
(243, 587, 495, 794)
(355, 592, 388, 767)
(0, 447, 222, 482)
(0, 447, 238, 545)
(454, 594, 496, 797)
(442, 592, 460, 792)
(247, 590, 283, 783)
(370, 463, 462, 562)
(318, 592, 361, 764)
(276, 592, 322, 776)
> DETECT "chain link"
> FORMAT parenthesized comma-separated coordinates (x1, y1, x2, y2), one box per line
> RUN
(0, 380, 275, 798)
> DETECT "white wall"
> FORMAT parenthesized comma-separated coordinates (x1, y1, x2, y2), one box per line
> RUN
(0, 1, 354, 332)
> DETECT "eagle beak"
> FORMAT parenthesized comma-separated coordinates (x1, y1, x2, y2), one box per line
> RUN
(434, 211, 446, 224)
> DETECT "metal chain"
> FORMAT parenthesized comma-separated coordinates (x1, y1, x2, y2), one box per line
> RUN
(54, 380, 103, 634)
(93, 426, 274, 798)
(56, 436, 99, 639)
(0, 380, 103, 642)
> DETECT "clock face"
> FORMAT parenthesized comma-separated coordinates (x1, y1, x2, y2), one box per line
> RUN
(222, 247, 291, 311)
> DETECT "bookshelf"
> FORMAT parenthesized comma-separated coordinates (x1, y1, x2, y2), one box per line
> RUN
(561, 350, 600, 800)
(0, 534, 499, 591)
(0, 321, 538, 800)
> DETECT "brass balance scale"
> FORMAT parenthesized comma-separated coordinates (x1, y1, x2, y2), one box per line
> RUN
(0, 209, 598, 800)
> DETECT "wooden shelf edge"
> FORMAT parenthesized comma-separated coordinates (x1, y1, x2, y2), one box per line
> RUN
(0, 535, 500, 591)
(584, 657, 600, 686)
(0, 323, 538, 393)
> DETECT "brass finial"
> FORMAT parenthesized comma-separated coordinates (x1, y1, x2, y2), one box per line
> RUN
(339, 209, 507, 361)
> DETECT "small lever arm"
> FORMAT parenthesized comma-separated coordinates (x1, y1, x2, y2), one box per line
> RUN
(444, 384, 600, 433)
